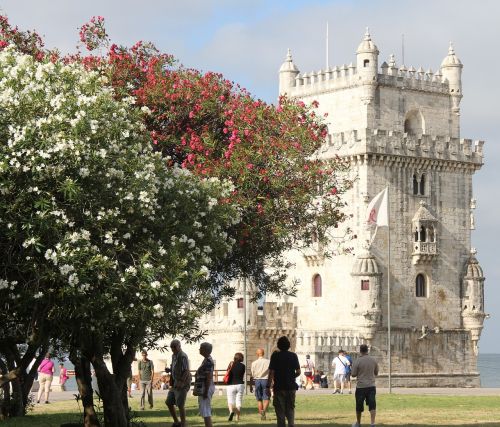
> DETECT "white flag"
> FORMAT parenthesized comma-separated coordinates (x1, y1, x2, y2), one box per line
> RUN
(366, 187, 389, 227)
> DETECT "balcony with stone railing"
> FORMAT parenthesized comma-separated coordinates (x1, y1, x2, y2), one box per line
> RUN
(412, 241, 437, 264)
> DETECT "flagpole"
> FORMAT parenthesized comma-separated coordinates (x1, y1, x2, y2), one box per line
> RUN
(387, 187, 392, 394)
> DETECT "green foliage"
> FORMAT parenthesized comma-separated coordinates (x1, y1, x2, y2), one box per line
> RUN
(0, 46, 238, 352)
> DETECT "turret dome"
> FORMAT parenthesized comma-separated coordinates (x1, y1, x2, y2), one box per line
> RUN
(279, 48, 299, 73)
(356, 28, 379, 54)
(465, 249, 484, 279)
(352, 250, 380, 276)
(441, 42, 462, 67)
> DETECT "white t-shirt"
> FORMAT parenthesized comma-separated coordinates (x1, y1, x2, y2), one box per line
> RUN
(332, 355, 350, 375)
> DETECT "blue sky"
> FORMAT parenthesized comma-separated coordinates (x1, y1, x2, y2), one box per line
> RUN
(1, 0, 499, 353)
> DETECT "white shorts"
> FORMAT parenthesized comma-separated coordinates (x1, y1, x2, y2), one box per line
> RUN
(334, 373, 346, 382)
(226, 384, 245, 408)
(198, 384, 215, 418)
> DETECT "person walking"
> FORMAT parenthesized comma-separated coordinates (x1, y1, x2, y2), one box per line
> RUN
(250, 348, 270, 420)
(331, 349, 350, 394)
(345, 352, 353, 394)
(59, 363, 69, 392)
(195, 342, 216, 427)
(37, 353, 55, 404)
(302, 354, 315, 390)
(226, 352, 246, 421)
(166, 339, 192, 427)
(266, 336, 300, 427)
(138, 350, 155, 410)
(351, 344, 379, 427)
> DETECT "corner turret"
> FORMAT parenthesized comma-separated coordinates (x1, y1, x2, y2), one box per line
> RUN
(356, 28, 379, 81)
(279, 48, 300, 96)
(441, 42, 463, 97)
(462, 248, 487, 355)
(351, 246, 382, 344)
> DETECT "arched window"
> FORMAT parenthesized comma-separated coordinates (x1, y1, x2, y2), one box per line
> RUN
(414, 228, 419, 242)
(419, 174, 425, 195)
(312, 274, 322, 297)
(413, 175, 419, 195)
(428, 227, 435, 242)
(404, 110, 425, 135)
(363, 59, 370, 67)
(416, 274, 426, 298)
(419, 226, 426, 242)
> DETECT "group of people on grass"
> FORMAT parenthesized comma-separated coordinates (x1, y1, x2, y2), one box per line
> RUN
(300, 350, 353, 393)
(165, 337, 379, 427)
(36, 338, 378, 427)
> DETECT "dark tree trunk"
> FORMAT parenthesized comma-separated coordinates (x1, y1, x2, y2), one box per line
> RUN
(0, 358, 11, 419)
(110, 336, 135, 423)
(70, 353, 100, 427)
(0, 339, 48, 417)
(92, 353, 128, 427)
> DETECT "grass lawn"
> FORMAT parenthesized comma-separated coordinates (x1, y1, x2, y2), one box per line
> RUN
(2, 393, 500, 426)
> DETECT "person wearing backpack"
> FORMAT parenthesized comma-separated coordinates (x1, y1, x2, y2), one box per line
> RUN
(345, 352, 353, 394)
(331, 349, 350, 394)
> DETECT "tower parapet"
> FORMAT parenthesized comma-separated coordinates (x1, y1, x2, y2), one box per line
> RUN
(320, 128, 484, 168)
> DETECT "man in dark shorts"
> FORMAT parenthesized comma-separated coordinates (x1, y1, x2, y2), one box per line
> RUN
(250, 348, 270, 420)
(351, 344, 379, 427)
(266, 336, 300, 427)
(166, 340, 191, 427)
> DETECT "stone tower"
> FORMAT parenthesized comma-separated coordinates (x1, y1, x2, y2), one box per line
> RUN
(154, 30, 486, 387)
(275, 30, 486, 387)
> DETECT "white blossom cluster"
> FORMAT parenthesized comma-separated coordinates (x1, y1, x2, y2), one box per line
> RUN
(0, 47, 239, 333)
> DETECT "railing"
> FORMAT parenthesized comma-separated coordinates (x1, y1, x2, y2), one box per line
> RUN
(412, 241, 437, 254)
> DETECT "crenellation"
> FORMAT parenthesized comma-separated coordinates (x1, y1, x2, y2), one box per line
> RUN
(321, 129, 484, 166)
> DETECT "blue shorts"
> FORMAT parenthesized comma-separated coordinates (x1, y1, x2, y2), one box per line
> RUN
(254, 379, 270, 401)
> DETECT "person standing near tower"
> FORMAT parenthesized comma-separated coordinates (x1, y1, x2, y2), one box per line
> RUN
(138, 350, 154, 410)
(351, 344, 379, 427)
(166, 340, 191, 427)
(266, 336, 300, 427)
(250, 348, 270, 420)
(332, 349, 350, 394)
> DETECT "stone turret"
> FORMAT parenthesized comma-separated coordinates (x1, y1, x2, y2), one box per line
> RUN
(462, 248, 487, 355)
(351, 248, 382, 343)
(441, 42, 463, 137)
(356, 28, 379, 81)
(279, 48, 300, 96)
(356, 28, 379, 125)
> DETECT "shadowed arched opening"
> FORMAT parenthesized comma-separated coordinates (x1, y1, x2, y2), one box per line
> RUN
(404, 110, 425, 135)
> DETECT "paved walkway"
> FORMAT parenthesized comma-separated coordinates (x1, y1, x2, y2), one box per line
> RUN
(42, 387, 500, 403)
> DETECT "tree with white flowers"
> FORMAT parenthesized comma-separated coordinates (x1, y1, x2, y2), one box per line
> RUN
(0, 46, 238, 425)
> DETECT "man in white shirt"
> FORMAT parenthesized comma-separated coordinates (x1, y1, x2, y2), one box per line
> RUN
(331, 349, 350, 394)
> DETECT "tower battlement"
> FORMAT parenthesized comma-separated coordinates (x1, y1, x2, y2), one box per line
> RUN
(288, 63, 449, 98)
(320, 129, 484, 166)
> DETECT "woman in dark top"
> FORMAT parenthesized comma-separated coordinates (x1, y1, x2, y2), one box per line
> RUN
(226, 352, 246, 421)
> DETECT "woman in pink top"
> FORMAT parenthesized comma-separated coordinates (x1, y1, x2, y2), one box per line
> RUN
(59, 363, 69, 391)
(37, 353, 55, 403)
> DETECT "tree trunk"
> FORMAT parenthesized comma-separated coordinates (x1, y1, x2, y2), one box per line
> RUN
(0, 358, 11, 419)
(92, 353, 128, 427)
(110, 337, 135, 423)
(70, 354, 100, 427)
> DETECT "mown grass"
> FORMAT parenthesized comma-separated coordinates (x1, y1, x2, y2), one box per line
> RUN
(2, 393, 500, 426)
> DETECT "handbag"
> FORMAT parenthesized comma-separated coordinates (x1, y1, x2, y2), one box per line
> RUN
(192, 377, 205, 396)
(223, 362, 233, 384)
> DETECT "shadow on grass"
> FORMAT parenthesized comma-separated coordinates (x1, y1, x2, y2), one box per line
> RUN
(134, 407, 500, 427)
